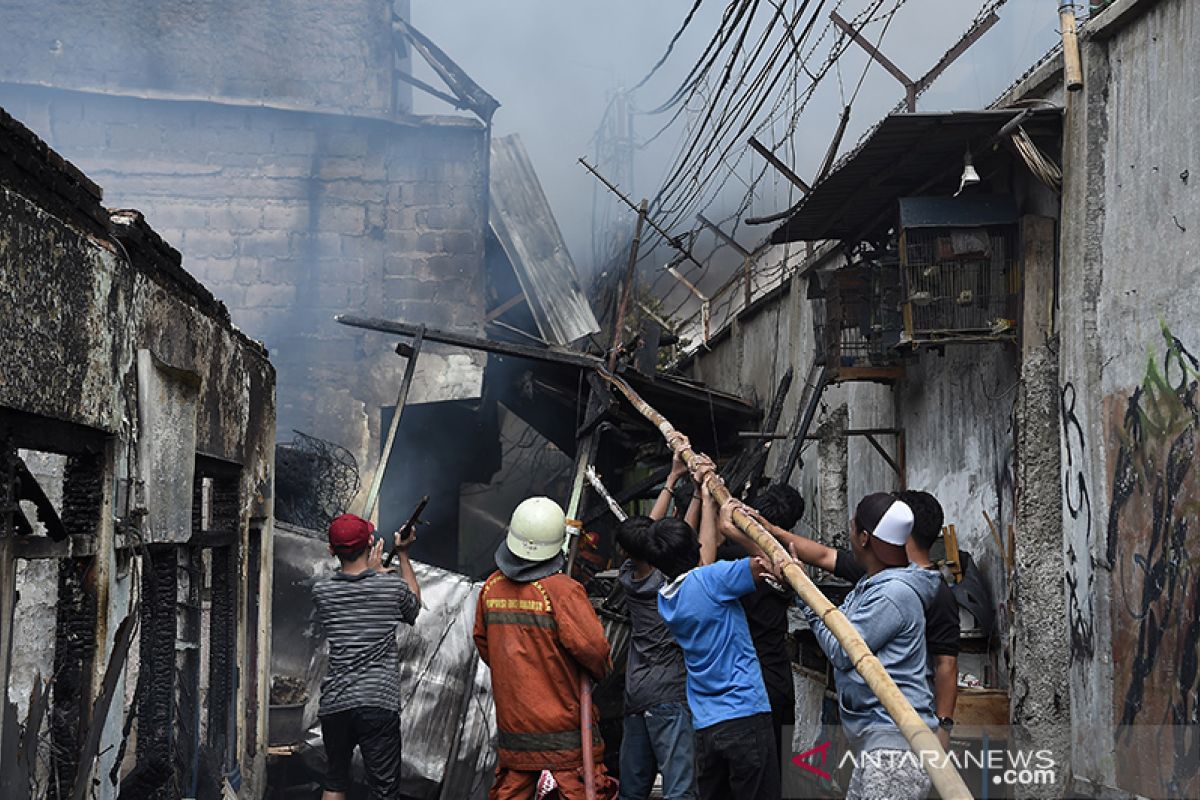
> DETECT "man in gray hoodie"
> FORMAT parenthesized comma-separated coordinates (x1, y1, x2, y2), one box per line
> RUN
(792, 493, 940, 800)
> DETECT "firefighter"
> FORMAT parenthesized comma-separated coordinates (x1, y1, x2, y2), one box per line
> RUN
(473, 496, 618, 799)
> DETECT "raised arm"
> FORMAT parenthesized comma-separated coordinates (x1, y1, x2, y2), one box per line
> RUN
(698, 481, 721, 565)
(392, 524, 422, 608)
(716, 498, 774, 562)
(743, 509, 840, 575)
(650, 442, 690, 521)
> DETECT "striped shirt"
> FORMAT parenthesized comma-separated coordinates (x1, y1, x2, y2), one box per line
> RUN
(312, 569, 420, 716)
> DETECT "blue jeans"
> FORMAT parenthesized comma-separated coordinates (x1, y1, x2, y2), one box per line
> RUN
(619, 701, 698, 800)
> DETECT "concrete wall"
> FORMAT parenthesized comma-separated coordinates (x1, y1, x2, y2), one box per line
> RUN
(1056, 0, 1200, 795)
(0, 84, 489, 476)
(0, 106, 276, 797)
(684, 1, 1200, 795)
(0, 0, 409, 117)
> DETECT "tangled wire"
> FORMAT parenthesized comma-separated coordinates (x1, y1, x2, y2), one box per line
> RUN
(275, 431, 360, 531)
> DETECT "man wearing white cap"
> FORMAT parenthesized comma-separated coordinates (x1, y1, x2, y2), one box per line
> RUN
(472, 496, 617, 799)
(792, 493, 941, 800)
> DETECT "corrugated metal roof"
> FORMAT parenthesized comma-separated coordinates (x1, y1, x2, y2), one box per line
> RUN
(770, 108, 1061, 244)
(489, 134, 600, 346)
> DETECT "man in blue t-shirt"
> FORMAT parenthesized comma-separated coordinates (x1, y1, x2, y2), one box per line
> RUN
(646, 486, 781, 800)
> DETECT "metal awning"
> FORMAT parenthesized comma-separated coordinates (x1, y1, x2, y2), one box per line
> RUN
(769, 108, 1062, 244)
(489, 134, 600, 346)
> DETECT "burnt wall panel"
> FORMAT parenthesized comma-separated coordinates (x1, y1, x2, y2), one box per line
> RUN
(135, 549, 178, 800)
(47, 452, 104, 800)
(49, 557, 97, 800)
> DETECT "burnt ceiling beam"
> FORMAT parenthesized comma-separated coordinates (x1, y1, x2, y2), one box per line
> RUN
(338, 314, 600, 369)
(393, 16, 501, 123)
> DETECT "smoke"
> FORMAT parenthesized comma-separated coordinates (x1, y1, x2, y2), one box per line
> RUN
(412, 0, 1059, 282)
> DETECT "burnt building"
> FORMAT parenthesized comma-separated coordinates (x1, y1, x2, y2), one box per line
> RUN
(0, 0, 496, 529)
(0, 0, 612, 577)
(0, 108, 276, 798)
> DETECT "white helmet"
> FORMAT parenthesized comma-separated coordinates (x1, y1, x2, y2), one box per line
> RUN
(505, 497, 567, 562)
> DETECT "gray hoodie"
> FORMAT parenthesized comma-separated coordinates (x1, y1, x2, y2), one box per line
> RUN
(797, 563, 940, 752)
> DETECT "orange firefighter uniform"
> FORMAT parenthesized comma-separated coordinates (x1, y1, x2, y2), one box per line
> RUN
(473, 570, 618, 800)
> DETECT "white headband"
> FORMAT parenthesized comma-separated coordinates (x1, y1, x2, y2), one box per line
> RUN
(871, 500, 914, 546)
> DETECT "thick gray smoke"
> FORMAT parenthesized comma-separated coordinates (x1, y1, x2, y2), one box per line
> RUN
(414, 0, 1059, 277)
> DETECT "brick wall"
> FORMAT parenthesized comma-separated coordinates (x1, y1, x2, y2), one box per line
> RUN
(0, 84, 487, 473)
(0, 0, 408, 117)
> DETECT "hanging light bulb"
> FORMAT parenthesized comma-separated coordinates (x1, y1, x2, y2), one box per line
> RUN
(955, 149, 980, 196)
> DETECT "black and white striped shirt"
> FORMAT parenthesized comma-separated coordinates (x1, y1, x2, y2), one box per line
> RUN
(312, 569, 420, 716)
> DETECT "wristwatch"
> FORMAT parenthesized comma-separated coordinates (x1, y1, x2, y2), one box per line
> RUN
(938, 717, 955, 731)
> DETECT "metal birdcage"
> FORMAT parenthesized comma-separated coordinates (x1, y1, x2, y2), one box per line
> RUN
(810, 254, 904, 370)
(897, 195, 1021, 345)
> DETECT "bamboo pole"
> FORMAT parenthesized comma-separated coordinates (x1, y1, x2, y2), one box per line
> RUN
(595, 369, 973, 800)
(1058, 4, 1083, 92)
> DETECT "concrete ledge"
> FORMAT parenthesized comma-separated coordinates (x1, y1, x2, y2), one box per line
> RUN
(1084, 0, 1164, 41)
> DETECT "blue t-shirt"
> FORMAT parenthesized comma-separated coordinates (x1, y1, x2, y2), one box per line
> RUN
(656, 558, 772, 730)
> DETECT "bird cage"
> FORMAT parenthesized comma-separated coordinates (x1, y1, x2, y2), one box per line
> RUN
(898, 195, 1020, 346)
(810, 253, 904, 371)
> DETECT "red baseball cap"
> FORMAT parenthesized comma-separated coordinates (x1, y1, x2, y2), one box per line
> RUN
(328, 513, 375, 552)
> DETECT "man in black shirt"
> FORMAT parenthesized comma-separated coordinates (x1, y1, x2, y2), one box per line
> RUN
(754, 489, 960, 748)
(714, 483, 805, 772)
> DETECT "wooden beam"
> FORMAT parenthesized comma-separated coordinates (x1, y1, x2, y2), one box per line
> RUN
(485, 293, 528, 322)
(363, 325, 425, 521)
(748, 137, 811, 193)
(395, 70, 471, 110)
(696, 213, 751, 257)
(1021, 216, 1057, 354)
(337, 314, 600, 370)
(610, 200, 648, 371)
(10, 535, 98, 560)
(831, 10, 914, 100)
(863, 433, 903, 481)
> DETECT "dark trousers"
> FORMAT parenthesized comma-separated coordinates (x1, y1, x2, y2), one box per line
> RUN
(320, 707, 402, 799)
(695, 712, 781, 800)
(767, 685, 796, 770)
(619, 701, 698, 799)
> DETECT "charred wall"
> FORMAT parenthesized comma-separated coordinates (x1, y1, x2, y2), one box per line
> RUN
(0, 105, 276, 799)
(0, 84, 488, 485)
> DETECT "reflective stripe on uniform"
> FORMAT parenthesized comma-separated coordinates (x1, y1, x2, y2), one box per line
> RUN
(498, 726, 603, 752)
(483, 610, 558, 629)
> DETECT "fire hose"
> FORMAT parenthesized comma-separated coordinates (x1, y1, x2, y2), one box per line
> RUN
(580, 674, 597, 800)
(594, 369, 973, 800)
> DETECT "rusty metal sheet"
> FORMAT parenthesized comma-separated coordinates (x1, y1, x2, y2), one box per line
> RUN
(489, 134, 600, 346)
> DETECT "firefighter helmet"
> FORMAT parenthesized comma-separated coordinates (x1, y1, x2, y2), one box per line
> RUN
(505, 497, 568, 562)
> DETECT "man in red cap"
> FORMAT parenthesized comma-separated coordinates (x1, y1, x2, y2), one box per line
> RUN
(312, 513, 421, 800)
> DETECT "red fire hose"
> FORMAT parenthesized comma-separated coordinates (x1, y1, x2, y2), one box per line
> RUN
(580, 674, 597, 800)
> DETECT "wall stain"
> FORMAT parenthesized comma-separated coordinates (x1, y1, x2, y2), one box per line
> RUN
(1108, 323, 1200, 798)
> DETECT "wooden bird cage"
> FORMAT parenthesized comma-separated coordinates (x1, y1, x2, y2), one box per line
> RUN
(810, 251, 905, 378)
(898, 195, 1020, 346)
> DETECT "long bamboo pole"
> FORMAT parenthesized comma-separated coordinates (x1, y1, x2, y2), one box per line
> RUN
(596, 369, 973, 800)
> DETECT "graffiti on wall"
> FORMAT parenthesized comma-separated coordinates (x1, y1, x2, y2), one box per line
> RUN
(1108, 323, 1200, 798)
(1061, 381, 1096, 662)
